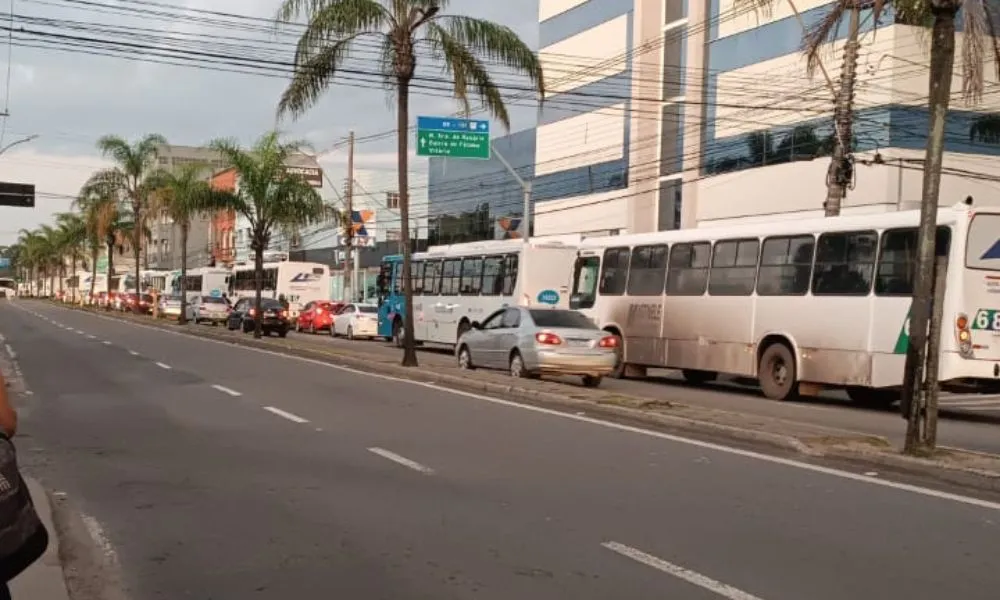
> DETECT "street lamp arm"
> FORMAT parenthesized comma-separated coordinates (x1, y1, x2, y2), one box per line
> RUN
(0, 134, 39, 157)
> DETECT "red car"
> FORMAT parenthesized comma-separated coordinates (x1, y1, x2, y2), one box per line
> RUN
(295, 301, 343, 333)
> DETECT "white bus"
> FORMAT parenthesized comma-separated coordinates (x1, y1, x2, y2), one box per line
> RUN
(170, 267, 230, 301)
(0, 277, 15, 298)
(140, 269, 172, 293)
(228, 261, 331, 317)
(569, 201, 1000, 406)
(376, 239, 579, 346)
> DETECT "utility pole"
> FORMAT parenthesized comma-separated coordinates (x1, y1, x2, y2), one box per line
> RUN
(490, 142, 532, 242)
(344, 130, 355, 302)
(824, 2, 861, 216)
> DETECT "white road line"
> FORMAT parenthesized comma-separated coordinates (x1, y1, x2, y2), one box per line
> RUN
(211, 384, 242, 397)
(154, 362, 171, 370)
(45, 302, 1000, 511)
(602, 542, 764, 600)
(85, 334, 96, 339)
(3, 344, 13, 359)
(127, 350, 140, 356)
(102, 341, 112, 346)
(368, 447, 434, 474)
(262, 406, 309, 423)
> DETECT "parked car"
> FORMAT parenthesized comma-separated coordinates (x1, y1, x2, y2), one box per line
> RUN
(295, 300, 342, 334)
(227, 297, 289, 337)
(455, 307, 617, 387)
(158, 294, 183, 320)
(187, 295, 230, 325)
(331, 303, 378, 339)
(128, 293, 154, 314)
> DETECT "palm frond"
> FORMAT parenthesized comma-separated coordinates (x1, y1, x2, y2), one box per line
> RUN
(426, 22, 506, 123)
(279, 37, 361, 119)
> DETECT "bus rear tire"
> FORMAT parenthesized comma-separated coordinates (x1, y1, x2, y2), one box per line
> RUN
(758, 342, 798, 401)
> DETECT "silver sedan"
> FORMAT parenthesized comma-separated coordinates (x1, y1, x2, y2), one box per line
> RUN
(455, 307, 618, 387)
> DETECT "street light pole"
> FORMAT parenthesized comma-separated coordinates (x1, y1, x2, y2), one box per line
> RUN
(490, 142, 532, 242)
(0, 134, 38, 158)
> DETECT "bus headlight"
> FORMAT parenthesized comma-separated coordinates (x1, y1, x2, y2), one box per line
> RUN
(956, 313, 974, 358)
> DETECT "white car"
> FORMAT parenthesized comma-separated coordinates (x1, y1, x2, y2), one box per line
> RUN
(186, 295, 231, 325)
(331, 303, 378, 340)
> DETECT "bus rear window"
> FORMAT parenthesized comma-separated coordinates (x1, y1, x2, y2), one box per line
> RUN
(967, 213, 1000, 271)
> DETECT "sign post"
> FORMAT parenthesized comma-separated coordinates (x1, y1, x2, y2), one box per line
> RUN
(416, 117, 490, 160)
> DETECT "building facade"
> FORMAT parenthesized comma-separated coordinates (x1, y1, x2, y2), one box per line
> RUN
(427, 0, 1000, 238)
(209, 169, 237, 267)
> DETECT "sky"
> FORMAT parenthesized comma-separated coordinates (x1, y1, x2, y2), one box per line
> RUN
(0, 0, 541, 245)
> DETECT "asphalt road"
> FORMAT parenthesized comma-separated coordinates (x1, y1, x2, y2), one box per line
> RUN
(4, 298, 1000, 600)
(282, 328, 1000, 455)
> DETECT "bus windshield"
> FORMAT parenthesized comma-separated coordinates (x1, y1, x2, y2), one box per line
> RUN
(570, 256, 600, 310)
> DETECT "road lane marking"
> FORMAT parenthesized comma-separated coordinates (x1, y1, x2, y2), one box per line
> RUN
(86, 334, 96, 339)
(46, 302, 1000, 511)
(154, 362, 171, 370)
(602, 542, 764, 600)
(262, 406, 308, 423)
(368, 447, 434, 474)
(128, 350, 140, 356)
(102, 341, 112, 346)
(3, 344, 13, 359)
(211, 384, 241, 397)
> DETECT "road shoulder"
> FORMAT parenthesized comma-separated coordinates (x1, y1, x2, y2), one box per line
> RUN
(10, 478, 70, 600)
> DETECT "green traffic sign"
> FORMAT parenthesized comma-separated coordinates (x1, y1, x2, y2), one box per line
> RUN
(416, 116, 490, 160)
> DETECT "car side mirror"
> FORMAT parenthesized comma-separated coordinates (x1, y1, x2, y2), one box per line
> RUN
(471, 321, 481, 330)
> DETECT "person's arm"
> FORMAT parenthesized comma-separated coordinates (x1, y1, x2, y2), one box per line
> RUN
(0, 372, 17, 437)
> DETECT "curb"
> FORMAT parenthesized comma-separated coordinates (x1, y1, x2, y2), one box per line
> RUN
(10, 478, 70, 600)
(49, 302, 1000, 487)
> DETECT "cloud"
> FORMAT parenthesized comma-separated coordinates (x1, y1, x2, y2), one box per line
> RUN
(1, 0, 540, 243)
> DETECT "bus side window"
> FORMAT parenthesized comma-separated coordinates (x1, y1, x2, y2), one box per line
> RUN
(481, 256, 504, 296)
(501, 254, 518, 296)
(570, 256, 600, 309)
(627, 245, 668, 296)
(460, 257, 483, 295)
(411, 261, 425, 295)
(423, 260, 442, 295)
(441, 259, 461, 295)
(812, 231, 877, 296)
(708, 239, 759, 296)
(667, 242, 710, 295)
(599, 247, 630, 296)
(875, 226, 951, 296)
(392, 261, 403, 294)
(757, 235, 814, 296)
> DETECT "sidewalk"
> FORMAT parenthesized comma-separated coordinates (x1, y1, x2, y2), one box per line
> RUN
(9, 478, 69, 600)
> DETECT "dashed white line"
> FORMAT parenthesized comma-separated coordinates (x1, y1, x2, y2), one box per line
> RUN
(154, 362, 171, 370)
(602, 542, 765, 600)
(3, 344, 13, 359)
(102, 341, 112, 346)
(85, 334, 96, 339)
(127, 350, 140, 356)
(211, 384, 241, 397)
(262, 406, 309, 423)
(367, 447, 434, 474)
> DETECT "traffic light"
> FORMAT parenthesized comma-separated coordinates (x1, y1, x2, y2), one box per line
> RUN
(0, 182, 34, 207)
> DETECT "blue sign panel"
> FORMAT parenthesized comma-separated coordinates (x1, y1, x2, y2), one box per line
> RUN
(210, 289, 222, 298)
(0, 258, 9, 268)
(981, 239, 1000, 260)
(416, 116, 490, 134)
(537, 289, 559, 305)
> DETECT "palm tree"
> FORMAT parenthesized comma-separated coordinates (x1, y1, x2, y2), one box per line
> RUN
(969, 114, 1000, 144)
(92, 133, 167, 303)
(274, 0, 544, 366)
(55, 212, 87, 302)
(79, 170, 134, 308)
(15, 229, 42, 296)
(148, 162, 231, 324)
(209, 132, 325, 339)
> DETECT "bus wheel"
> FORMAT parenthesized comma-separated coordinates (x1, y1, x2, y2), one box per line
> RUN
(758, 343, 798, 401)
(682, 369, 717, 385)
(846, 387, 898, 409)
(392, 319, 404, 348)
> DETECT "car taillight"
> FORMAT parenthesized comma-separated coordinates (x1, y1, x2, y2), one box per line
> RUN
(316, 308, 323, 315)
(598, 335, 619, 348)
(956, 313, 973, 358)
(279, 310, 286, 318)
(535, 332, 562, 345)
(248, 308, 256, 317)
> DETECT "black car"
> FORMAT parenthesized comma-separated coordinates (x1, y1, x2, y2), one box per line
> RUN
(226, 297, 289, 337)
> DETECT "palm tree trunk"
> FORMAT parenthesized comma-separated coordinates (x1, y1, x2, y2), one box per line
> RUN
(253, 236, 264, 339)
(89, 248, 98, 305)
(901, 0, 957, 456)
(106, 241, 115, 311)
(133, 202, 141, 310)
(179, 221, 189, 325)
(71, 254, 77, 302)
(397, 77, 418, 367)
(58, 261, 65, 297)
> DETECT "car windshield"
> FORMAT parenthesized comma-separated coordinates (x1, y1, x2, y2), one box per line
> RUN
(260, 300, 283, 309)
(358, 305, 377, 313)
(203, 297, 227, 304)
(528, 309, 597, 329)
(141, 294, 153, 302)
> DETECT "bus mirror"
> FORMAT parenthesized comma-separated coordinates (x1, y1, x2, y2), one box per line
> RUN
(569, 293, 582, 309)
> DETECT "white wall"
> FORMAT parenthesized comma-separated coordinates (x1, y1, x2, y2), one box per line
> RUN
(693, 149, 1000, 226)
(539, 15, 630, 96)
(535, 105, 627, 176)
(538, 0, 588, 22)
(717, 0, 832, 39)
(535, 187, 629, 236)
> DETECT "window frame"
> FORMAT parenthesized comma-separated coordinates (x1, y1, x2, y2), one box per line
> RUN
(811, 230, 879, 297)
(626, 244, 669, 297)
(599, 246, 631, 296)
(707, 237, 760, 297)
(756, 234, 815, 297)
(666, 241, 711, 296)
